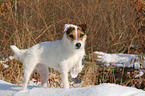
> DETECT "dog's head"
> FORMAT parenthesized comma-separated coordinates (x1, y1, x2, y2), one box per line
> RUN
(63, 24, 87, 49)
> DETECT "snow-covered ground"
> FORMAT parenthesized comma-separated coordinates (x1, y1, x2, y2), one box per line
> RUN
(95, 51, 145, 69)
(0, 52, 145, 96)
(0, 80, 145, 96)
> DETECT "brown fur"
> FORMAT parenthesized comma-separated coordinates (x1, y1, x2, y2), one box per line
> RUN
(66, 27, 86, 41)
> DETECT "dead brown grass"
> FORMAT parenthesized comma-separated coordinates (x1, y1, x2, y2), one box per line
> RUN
(79, 53, 145, 89)
(0, 0, 144, 56)
(0, 58, 23, 85)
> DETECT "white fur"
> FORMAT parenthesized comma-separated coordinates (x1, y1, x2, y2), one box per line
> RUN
(10, 24, 87, 92)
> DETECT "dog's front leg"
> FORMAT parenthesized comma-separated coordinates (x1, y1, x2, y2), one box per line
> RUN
(70, 59, 83, 78)
(61, 68, 69, 89)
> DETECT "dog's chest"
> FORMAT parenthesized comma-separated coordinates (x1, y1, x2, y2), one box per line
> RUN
(44, 50, 83, 71)
(64, 52, 82, 70)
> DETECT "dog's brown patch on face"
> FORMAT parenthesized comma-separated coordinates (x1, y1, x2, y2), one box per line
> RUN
(66, 26, 86, 41)
(77, 27, 86, 41)
(66, 27, 76, 41)
(77, 29, 85, 41)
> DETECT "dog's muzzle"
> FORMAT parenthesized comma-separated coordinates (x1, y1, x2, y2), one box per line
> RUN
(75, 43, 81, 49)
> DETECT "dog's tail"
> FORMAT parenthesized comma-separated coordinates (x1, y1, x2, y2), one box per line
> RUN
(10, 45, 25, 60)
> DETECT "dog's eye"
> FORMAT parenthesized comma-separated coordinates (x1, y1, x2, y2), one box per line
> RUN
(80, 34, 84, 37)
(69, 35, 74, 38)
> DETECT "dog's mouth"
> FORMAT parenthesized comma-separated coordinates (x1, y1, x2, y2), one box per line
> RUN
(75, 43, 81, 49)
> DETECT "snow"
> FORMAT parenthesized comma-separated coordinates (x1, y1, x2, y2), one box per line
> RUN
(29, 79, 41, 86)
(135, 71, 144, 78)
(0, 56, 15, 63)
(2, 64, 9, 68)
(0, 80, 145, 96)
(9, 56, 15, 60)
(94, 51, 145, 69)
(0, 56, 15, 68)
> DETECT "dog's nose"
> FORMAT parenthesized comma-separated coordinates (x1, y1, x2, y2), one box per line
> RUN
(76, 43, 81, 49)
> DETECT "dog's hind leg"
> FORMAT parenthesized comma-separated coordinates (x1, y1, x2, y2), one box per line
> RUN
(36, 64, 49, 87)
(22, 59, 37, 92)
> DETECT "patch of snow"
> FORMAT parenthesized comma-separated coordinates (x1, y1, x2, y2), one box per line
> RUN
(0, 80, 145, 96)
(94, 51, 145, 69)
(0, 60, 5, 64)
(0, 56, 15, 68)
(0, 56, 15, 63)
(2, 64, 9, 68)
(135, 71, 144, 78)
(0, 80, 13, 85)
(29, 79, 41, 86)
(9, 56, 15, 60)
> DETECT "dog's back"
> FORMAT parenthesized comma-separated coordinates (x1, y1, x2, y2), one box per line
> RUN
(11, 39, 84, 71)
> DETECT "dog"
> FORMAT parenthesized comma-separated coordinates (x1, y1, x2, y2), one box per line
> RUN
(10, 24, 87, 91)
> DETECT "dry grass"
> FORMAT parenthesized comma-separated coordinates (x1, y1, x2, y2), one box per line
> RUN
(79, 53, 145, 89)
(0, 0, 145, 90)
(0, 0, 144, 56)
(0, 58, 23, 85)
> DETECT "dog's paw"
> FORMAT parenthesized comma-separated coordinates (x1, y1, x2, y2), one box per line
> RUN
(70, 72, 78, 78)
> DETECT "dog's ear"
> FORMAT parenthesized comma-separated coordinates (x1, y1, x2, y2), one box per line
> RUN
(66, 27, 75, 35)
(64, 24, 74, 32)
(78, 24, 87, 32)
(64, 24, 69, 30)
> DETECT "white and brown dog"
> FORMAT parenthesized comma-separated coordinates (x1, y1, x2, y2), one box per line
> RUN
(10, 24, 87, 91)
